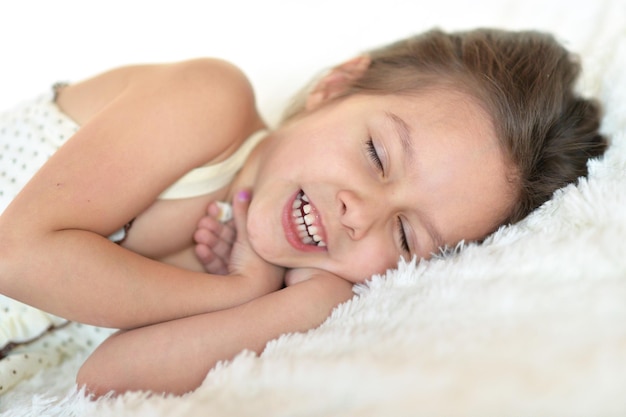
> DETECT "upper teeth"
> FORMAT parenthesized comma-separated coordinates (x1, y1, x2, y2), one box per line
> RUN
(292, 191, 326, 247)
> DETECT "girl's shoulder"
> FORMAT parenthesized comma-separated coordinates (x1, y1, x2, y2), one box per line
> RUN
(59, 58, 259, 128)
(166, 58, 253, 91)
(156, 58, 257, 110)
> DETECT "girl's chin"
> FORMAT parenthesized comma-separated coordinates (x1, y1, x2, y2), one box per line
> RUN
(250, 242, 318, 271)
(246, 231, 291, 266)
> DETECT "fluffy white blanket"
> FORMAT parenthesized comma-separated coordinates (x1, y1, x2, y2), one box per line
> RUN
(1, 0, 625, 415)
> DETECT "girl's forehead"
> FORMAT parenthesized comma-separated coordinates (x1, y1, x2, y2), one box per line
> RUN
(380, 90, 495, 139)
(385, 91, 512, 241)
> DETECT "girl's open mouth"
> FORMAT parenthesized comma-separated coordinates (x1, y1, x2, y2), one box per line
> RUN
(292, 190, 327, 246)
(283, 190, 328, 251)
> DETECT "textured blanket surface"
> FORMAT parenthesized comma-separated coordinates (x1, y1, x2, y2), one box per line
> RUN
(1, 0, 625, 415)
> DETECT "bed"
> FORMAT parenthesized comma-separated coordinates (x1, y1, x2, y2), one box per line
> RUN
(1, 0, 625, 415)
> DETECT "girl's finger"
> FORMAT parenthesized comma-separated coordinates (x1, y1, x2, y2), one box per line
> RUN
(232, 189, 251, 242)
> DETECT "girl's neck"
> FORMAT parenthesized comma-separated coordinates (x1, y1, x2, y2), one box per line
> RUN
(225, 128, 274, 202)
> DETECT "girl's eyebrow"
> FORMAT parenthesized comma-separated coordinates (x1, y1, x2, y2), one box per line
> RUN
(385, 111, 445, 252)
(385, 111, 414, 165)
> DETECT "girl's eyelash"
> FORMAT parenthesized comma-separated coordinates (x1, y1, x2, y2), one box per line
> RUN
(366, 139, 384, 172)
(397, 217, 410, 254)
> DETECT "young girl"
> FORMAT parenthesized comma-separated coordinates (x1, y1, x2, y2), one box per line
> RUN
(0, 28, 606, 396)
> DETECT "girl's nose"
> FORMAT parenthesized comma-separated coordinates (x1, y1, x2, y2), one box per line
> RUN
(337, 189, 379, 240)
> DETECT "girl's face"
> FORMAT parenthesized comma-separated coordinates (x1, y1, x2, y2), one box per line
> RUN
(247, 89, 515, 283)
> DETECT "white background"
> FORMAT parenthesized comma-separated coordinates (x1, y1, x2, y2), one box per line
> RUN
(0, 0, 611, 124)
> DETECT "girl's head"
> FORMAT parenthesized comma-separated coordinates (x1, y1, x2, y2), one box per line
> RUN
(247, 28, 606, 282)
(286, 28, 607, 224)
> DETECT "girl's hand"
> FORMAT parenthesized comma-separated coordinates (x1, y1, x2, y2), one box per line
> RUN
(194, 202, 236, 275)
(228, 190, 285, 293)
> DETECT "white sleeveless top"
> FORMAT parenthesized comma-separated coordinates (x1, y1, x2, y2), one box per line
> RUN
(158, 129, 266, 199)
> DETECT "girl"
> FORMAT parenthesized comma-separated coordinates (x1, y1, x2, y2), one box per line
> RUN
(0, 28, 606, 395)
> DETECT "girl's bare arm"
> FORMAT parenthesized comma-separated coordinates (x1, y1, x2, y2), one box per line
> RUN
(0, 59, 275, 329)
(77, 271, 355, 396)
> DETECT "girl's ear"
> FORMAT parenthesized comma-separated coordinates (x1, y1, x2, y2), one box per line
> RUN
(305, 55, 371, 110)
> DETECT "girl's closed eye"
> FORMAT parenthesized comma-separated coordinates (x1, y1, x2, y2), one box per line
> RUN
(366, 138, 384, 173)
(397, 217, 410, 254)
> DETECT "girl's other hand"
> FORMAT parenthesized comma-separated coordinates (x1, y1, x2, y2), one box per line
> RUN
(229, 190, 285, 292)
(194, 202, 236, 275)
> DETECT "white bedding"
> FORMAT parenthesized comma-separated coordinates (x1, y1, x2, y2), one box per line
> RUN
(1, 0, 625, 415)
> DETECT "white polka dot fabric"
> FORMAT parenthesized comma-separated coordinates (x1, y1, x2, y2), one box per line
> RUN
(0, 90, 79, 214)
(0, 90, 114, 394)
(0, 299, 114, 394)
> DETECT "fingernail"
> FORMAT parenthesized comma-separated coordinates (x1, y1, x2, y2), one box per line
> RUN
(237, 190, 251, 201)
(215, 201, 233, 223)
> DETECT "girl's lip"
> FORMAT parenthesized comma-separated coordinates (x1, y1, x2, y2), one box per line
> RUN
(282, 189, 328, 252)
